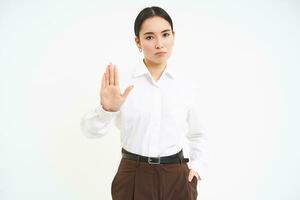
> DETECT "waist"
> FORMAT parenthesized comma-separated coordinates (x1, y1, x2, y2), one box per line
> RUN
(121, 148, 189, 164)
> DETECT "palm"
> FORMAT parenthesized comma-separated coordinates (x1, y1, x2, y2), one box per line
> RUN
(101, 85, 123, 111)
(100, 63, 133, 112)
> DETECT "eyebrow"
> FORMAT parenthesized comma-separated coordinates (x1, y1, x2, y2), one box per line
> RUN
(143, 29, 171, 35)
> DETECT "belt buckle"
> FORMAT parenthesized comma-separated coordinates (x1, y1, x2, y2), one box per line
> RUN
(148, 156, 161, 164)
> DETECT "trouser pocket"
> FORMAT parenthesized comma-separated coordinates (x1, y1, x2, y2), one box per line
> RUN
(183, 164, 198, 200)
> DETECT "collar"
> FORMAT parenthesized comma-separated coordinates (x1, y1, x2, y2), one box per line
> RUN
(132, 58, 176, 80)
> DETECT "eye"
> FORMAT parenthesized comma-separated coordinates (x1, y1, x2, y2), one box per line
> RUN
(146, 36, 153, 40)
(163, 33, 170, 37)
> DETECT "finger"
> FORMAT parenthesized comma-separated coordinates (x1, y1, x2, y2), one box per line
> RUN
(122, 85, 134, 99)
(109, 63, 114, 85)
(101, 72, 106, 89)
(114, 65, 119, 86)
(198, 175, 202, 181)
(105, 66, 109, 86)
(107, 63, 111, 85)
(188, 171, 194, 182)
(193, 171, 201, 181)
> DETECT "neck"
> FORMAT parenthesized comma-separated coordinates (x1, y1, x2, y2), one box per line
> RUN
(143, 58, 167, 80)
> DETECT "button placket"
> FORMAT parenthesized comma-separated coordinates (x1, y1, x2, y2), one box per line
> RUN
(149, 86, 162, 156)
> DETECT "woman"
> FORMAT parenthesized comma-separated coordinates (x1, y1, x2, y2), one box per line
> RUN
(81, 6, 207, 200)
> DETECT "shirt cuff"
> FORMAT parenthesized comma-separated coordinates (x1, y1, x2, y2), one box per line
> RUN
(94, 104, 120, 121)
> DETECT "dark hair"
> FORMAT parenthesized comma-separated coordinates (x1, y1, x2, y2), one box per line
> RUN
(134, 6, 174, 38)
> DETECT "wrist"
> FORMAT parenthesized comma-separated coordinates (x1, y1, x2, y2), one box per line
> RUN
(101, 105, 118, 112)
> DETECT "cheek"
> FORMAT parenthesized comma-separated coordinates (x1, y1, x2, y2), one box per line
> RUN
(143, 43, 153, 51)
(166, 39, 174, 47)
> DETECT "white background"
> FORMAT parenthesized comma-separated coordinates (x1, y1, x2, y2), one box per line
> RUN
(1, 0, 299, 199)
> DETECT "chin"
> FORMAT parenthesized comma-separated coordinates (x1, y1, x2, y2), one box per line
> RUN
(144, 55, 170, 65)
(153, 56, 170, 63)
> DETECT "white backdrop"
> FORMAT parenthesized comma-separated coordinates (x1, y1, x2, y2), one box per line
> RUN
(1, 0, 299, 199)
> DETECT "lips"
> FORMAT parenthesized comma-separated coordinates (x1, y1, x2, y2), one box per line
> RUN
(155, 51, 167, 55)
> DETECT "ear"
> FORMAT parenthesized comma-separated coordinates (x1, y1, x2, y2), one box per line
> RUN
(135, 37, 141, 49)
(172, 31, 175, 46)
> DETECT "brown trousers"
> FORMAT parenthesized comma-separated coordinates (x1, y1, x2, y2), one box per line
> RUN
(111, 150, 198, 200)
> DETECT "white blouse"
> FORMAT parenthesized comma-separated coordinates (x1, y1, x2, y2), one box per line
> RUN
(81, 58, 208, 180)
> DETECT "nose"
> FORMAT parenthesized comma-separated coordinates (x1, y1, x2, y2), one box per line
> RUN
(155, 38, 164, 49)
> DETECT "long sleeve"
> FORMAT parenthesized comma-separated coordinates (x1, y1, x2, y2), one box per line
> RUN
(186, 92, 208, 181)
(80, 103, 121, 138)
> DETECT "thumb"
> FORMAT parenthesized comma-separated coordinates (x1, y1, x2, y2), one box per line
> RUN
(188, 171, 194, 182)
(122, 85, 134, 99)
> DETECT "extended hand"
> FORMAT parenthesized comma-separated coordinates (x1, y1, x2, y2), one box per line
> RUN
(100, 62, 134, 111)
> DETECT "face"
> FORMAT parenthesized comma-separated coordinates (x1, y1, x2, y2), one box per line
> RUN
(135, 16, 175, 65)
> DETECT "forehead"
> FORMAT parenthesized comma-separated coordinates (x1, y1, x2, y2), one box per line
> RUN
(140, 16, 171, 34)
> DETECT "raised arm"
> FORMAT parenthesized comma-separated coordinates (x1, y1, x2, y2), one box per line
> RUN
(81, 62, 134, 138)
